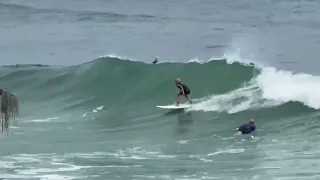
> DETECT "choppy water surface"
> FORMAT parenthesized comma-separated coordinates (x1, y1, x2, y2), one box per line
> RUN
(1, 0, 320, 179)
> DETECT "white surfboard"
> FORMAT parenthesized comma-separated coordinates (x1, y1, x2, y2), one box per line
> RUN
(156, 104, 191, 109)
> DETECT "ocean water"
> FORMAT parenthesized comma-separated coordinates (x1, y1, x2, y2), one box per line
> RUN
(1, 0, 320, 179)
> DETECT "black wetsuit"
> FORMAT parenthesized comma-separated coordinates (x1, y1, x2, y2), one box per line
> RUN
(176, 83, 190, 95)
(237, 123, 256, 134)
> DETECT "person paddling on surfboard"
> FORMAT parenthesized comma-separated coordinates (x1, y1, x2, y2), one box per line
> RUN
(235, 119, 256, 135)
(175, 78, 192, 106)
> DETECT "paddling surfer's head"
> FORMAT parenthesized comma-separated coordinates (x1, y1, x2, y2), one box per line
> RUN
(152, 56, 159, 64)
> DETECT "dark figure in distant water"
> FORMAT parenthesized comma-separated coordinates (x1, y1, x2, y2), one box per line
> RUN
(152, 56, 159, 64)
(0, 89, 19, 135)
(236, 119, 256, 135)
(175, 78, 192, 106)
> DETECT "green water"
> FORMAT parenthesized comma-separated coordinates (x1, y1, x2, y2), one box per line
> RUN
(0, 57, 319, 180)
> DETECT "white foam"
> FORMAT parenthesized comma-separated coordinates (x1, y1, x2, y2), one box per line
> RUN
(192, 66, 320, 113)
(256, 67, 320, 109)
(92, 105, 104, 112)
(16, 165, 82, 175)
(187, 57, 202, 63)
(0, 153, 103, 180)
(223, 47, 261, 67)
(98, 47, 261, 66)
(190, 49, 320, 113)
(96, 106, 103, 110)
(99, 53, 136, 62)
(0, 150, 178, 179)
(207, 149, 245, 156)
(100, 53, 228, 65)
(36, 174, 82, 180)
(25, 117, 60, 123)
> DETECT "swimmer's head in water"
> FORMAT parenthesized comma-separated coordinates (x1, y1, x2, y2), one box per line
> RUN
(175, 78, 181, 84)
(249, 119, 254, 124)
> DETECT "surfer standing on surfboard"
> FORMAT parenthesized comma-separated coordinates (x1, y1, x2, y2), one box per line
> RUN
(175, 78, 192, 106)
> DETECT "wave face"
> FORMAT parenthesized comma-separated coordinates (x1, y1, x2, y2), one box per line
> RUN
(1, 56, 318, 115)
